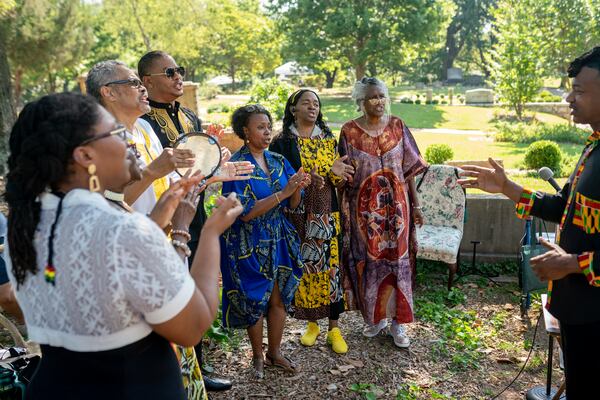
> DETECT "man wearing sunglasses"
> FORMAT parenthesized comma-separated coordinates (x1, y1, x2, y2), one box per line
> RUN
(138, 50, 234, 393)
(86, 60, 195, 215)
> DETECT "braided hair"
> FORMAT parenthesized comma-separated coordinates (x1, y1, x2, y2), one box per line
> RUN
(5, 93, 101, 286)
(280, 89, 332, 139)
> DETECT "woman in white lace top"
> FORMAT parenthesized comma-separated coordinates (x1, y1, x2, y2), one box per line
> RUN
(4, 93, 242, 400)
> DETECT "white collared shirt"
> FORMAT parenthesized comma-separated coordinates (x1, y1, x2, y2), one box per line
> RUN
(6, 189, 194, 352)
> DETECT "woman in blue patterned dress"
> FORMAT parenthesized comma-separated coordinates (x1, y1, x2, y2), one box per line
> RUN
(220, 104, 311, 378)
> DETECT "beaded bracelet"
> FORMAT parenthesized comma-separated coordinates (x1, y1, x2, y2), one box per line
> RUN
(171, 229, 191, 242)
(172, 239, 192, 257)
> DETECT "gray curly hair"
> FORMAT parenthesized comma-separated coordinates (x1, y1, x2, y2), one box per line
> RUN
(351, 77, 390, 113)
(86, 60, 128, 104)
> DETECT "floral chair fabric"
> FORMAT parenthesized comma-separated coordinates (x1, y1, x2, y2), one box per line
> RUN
(415, 165, 466, 265)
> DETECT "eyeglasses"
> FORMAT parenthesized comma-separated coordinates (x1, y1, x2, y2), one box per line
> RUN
(80, 125, 128, 146)
(366, 97, 387, 105)
(105, 78, 144, 89)
(147, 66, 185, 79)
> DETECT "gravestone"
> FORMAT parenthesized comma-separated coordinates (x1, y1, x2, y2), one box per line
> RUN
(415, 82, 425, 90)
(447, 68, 463, 83)
(465, 74, 485, 86)
(465, 88, 495, 104)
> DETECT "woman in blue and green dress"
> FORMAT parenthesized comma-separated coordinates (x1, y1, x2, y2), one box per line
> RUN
(220, 104, 311, 379)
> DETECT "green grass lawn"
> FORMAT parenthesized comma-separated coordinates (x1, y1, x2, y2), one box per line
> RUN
(201, 92, 569, 131)
(319, 96, 568, 130)
(410, 132, 576, 192)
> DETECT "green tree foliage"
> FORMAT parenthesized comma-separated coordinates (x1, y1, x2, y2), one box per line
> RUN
(270, 0, 449, 81)
(489, 0, 545, 120)
(6, 0, 94, 101)
(98, 0, 279, 86)
(249, 77, 293, 119)
(205, 0, 281, 90)
(537, 0, 600, 88)
(441, 0, 496, 79)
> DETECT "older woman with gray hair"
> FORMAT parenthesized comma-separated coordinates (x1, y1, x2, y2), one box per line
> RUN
(339, 77, 427, 348)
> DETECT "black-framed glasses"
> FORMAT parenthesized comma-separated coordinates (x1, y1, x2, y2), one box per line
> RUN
(147, 66, 185, 79)
(80, 125, 127, 146)
(105, 78, 143, 89)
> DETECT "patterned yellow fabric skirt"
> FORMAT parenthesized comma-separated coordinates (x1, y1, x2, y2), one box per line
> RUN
(173, 345, 208, 400)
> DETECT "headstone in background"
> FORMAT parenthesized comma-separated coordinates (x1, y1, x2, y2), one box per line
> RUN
(415, 82, 425, 90)
(447, 68, 463, 83)
(465, 88, 495, 104)
(426, 89, 433, 102)
(465, 74, 486, 86)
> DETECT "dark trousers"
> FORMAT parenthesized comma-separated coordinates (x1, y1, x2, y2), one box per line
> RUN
(560, 319, 600, 399)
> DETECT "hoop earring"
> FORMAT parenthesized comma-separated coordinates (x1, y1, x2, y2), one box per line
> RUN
(88, 164, 101, 192)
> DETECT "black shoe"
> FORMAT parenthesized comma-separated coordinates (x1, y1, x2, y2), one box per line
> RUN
(203, 374, 232, 392)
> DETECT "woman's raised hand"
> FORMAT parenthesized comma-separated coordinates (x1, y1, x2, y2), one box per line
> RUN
(331, 155, 354, 181)
(203, 192, 244, 235)
(281, 167, 311, 198)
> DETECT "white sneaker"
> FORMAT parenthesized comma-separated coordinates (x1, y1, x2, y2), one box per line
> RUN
(389, 321, 410, 348)
(362, 319, 388, 338)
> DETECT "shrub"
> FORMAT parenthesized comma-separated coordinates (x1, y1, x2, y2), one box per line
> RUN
(425, 99, 432, 105)
(207, 105, 221, 113)
(415, 99, 422, 105)
(302, 74, 325, 88)
(524, 140, 562, 174)
(249, 77, 294, 119)
(495, 122, 587, 144)
(431, 99, 439, 105)
(441, 100, 448, 105)
(536, 90, 562, 103)
(425, 144, 454, 164)
(199, 84, 221, 100)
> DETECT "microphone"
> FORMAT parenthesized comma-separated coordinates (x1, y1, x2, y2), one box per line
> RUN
(538, 167, 561, 192)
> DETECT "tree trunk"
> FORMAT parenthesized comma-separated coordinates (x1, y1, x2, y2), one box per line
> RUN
(515, 103, 523, 121)
(324, 68, 337, 88)
(0, 38, 15, 175)
(355, 63, 366, 81)
(230, 64, 236, 93)
(13, 67, 22, 109)
(442, 20, 462, 80)
(129, 0, 152, 51)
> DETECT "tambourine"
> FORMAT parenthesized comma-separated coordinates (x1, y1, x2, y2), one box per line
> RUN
(173, 131, 222, 180)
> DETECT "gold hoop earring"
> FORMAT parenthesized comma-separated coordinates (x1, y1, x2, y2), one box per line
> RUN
(88, 164, 101, 192)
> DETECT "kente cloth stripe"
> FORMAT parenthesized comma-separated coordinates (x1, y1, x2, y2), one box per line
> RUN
(573, 192, 600, 234)
(516, 189, 536, 219)
(578, 252, 600, 287)
(585, 131, 600, 146)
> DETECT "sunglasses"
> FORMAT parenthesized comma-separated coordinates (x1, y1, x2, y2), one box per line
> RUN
(105, 78, 144, 89)
(80, 125, 128, 146)
(147, 66, 186, 79)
